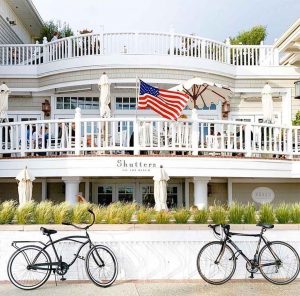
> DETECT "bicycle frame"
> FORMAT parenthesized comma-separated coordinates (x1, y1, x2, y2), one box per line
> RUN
(216, 228, 281, 269)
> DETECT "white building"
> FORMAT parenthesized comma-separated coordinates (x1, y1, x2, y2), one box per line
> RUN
(1, 0, 300, 209)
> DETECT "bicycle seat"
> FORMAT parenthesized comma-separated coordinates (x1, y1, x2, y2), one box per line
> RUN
(40, 227, 57, 236)
(256, 223, 274, 229)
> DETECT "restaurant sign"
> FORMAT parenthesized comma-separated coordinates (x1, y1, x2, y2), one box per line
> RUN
(251, 187, 275, 204)
(116, 160, 157, 172)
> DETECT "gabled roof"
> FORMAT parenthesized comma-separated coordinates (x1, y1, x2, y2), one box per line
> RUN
(6, 0, 44, 38)
(274, 18, 300, 66)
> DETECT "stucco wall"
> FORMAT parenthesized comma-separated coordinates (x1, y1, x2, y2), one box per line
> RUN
(232, 183, 300, 204)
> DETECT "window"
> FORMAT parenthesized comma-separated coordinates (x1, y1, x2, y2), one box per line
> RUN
(118, 186, 134, 202)
(115, 97, 136, 110)
(98, 186, 113, 206)
(142, 185, 155, 207)
(56, 97, 99, 110)
(141, 185, 179, 208)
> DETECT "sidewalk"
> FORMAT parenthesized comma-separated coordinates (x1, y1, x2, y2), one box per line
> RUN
(1, 280, 300, 296)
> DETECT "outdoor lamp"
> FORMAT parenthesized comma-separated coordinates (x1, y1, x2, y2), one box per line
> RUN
(42, 99, 51, 116)
(295, 80, 300, 99)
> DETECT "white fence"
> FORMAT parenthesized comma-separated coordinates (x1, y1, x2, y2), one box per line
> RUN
(0, 110, 298, 158)
(0, 32, 279, 67)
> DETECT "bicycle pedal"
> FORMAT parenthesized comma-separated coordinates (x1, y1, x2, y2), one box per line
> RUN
(60, 277, 67, 281)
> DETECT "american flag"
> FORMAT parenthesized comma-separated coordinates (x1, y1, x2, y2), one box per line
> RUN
(138, 80, 189, 120)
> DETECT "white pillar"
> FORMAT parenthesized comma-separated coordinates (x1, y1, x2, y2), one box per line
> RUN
(227, 178, 233, 206)
(282, 88, 292, 125)
(85, 181, 90, 202)
(193, 177, 211, 209)
(41, 179, 47, 201)
(185, 178, 190, 209)
(62, 177, 82, 204)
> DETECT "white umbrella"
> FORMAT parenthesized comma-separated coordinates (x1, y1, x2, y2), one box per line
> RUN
(98, 73, 111, 118)
(261, 83, 273, 123)
(16, 167, 35, 205)
(153, 166, 169, 211)
(170, 77, 231, 109)
(0, 82, 10, 121)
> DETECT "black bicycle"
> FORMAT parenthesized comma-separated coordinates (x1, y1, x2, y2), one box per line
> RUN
(7, 209, 118, 290)
(197, 224, 300, 285)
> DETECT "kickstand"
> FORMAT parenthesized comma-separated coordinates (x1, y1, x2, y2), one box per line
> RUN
(53, 271, 58, 286)
(60, 276, 66, 281)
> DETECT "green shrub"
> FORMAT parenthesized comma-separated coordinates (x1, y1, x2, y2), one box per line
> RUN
(173, 209, 191, 224)
(72, 203, 91, 224)
(290, 203, 300, 223)
(243, 203, 257, 224)
(105, 202, 136, 224)
(274, 203, 291, 224)
(92, 205, 107, 224)
(228, 202, 244, 224)
(35, 201, 53, 224)
(193, 209, 208, 224)
(0, 200, 17, 224)
(15, 201, 36, 224)
(53, 202, 73, 224)
(259, 203, 275, 224)
(154, 210, 172, 224)
(210, 204, 227, 224)
(137, 208, 155, 224)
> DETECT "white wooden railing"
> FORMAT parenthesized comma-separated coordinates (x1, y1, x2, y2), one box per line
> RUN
(0, 32, 279, 66)
(0, 109, 298, 158)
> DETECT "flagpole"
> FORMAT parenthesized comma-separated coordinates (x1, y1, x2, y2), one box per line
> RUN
(135, 76, 139, 119)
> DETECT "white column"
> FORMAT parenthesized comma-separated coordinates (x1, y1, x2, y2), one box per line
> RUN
(193, 177, 211, 209)
(227, 178, 233, 206)
(282, 88, 292, 125)
(62, 177, 82, 204)
(85, 181, 90, 202)
(41, 179, 47, 201)
(184, 178, 190, 209)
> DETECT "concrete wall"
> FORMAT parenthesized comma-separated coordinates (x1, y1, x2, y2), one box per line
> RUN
(0, 225, 300, 281)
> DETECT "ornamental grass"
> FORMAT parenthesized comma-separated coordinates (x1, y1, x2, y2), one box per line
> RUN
(53, 202, 73, 224)
(193, 209, 209, 224)
(72, 202, 92, 224)
(35, 201, 54, 224)
(210, 204, 227, 224)
(0, 200, 17, 224)
(228, 202, 244, 224)
(290, 203, 300, 223)
(258, 203, 275, 224)
(136, 207, 155, 224)
(274, 203, 291, 224)
(243, 203, 257, 224)
(173, 209, 191, 224)
(15, 201, 36, 224)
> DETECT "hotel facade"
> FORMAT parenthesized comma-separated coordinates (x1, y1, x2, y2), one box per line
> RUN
(1, 0, 300, 209)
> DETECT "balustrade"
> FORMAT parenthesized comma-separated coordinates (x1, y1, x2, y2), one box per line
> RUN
(0, 112, 296, 158)
(0, 32, 279, 66)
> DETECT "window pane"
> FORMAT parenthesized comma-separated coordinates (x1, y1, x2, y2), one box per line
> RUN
(71, 97, 77, 109)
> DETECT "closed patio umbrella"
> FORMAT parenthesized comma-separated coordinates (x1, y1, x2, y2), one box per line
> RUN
(98, 72, 111, 118)
(16, 167, 35, 205)
(261, 83, 273, 123)
(0, 82, 10, 121)
(170, 77, 231, 110)
(153, 165, 169, 211)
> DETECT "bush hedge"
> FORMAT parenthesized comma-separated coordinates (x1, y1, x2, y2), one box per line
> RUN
(1, 201, 300, 224)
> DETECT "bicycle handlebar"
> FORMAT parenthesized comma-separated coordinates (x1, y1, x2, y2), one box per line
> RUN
(62, 209, 95, 230)
(208, 224, 230, 237)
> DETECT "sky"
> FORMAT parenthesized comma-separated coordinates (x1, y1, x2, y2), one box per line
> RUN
(32, 0, 300, 44)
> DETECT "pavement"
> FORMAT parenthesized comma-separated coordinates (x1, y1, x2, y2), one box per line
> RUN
(1, 280, 300, 296)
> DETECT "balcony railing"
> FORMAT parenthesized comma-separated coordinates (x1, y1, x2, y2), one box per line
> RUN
(0, 109, 298, 158)
(0, 32, 279, 67)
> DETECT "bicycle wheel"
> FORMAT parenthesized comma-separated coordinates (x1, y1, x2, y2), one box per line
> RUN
(85, 244, 118, 287)
(7, 245, 51, 290)
(197, 241, 236, 285)
(259, 241, 300, 285)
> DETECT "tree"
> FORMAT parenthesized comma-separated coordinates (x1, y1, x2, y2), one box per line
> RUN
(38, 20, 74, 43)
(293, 111, 300, 126)
(230, 25, 267, 45)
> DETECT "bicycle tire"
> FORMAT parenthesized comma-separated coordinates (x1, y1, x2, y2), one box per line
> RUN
(85, 244, 118, 287)
(259, 241, 300, 285)
(197, 241, 236, 285)
(7, 245, 52, 290)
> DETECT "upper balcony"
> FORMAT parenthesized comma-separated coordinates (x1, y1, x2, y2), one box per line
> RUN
(0, 32, 287, 79)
